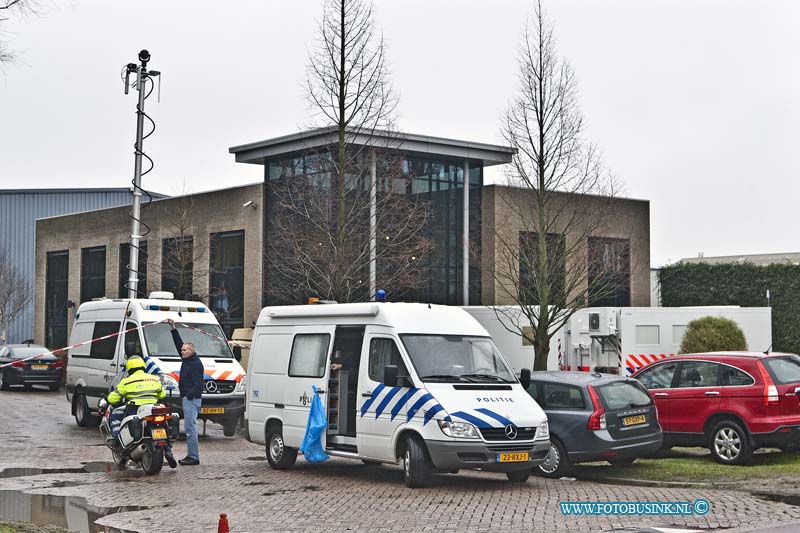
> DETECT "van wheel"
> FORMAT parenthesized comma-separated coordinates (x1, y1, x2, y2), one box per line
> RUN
(506, 470, 530, 483)
(266, 427, 297, 470)
(74, 394, 99, 428)
(536, 438, 571, 478)
(709, 420, 752, 465)
(402, 435, 431, 488)
(222, 419, 237, 437)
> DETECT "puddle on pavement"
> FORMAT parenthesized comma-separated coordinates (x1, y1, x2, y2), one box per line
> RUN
(0, 463, 122, 480)
(0, 489, 142, 533)
(0, 467, 85, 479)
(754, 491, 800, 507)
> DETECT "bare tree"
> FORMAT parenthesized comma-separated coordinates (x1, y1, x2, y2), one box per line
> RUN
(0, 0, 38, 66)
(265, 0, 430, 303)
(0, 248, 31, 344)
(149, 188, 217, 302)
(488, 1, 628, 370)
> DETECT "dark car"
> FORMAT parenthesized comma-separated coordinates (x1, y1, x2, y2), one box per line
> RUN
(632, 352, 800, 465)
(525, 371, 662, 477)
(0, 344, 63, 391)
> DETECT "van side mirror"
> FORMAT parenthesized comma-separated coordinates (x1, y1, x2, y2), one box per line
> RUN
(232, 345, 242, 362)
(125, 342, 138, 357)
(520, 368, 531, 390)
(383, 365, 398, 387)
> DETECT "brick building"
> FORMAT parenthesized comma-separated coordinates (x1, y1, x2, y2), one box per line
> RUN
(33, 130, 650, 348)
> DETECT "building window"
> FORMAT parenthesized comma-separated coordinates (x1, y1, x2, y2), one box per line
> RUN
(162, 236, 194, 300)
(119, 242, 147, 298)
(518, 232, 565, 306)
(588, 237, 630, 306)
(210, 230, 245, 338)
(45, 250, 69, 349)
(80, 246, 106, 303)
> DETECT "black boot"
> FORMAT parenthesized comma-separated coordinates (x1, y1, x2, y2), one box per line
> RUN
(165, 450, 177, 469)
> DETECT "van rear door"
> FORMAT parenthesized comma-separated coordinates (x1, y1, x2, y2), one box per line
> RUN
(282, 326, 334, 448)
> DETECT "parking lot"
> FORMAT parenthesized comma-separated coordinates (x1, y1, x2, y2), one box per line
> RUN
(2, 388, 800, 532)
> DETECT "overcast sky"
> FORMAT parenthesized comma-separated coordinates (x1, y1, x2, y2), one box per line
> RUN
(1, 0, 798, 267)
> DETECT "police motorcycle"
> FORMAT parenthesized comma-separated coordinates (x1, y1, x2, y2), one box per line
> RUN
(98, 394, 180, 475)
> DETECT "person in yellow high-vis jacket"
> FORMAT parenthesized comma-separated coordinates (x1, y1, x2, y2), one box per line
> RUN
(107, 356, 176, 468)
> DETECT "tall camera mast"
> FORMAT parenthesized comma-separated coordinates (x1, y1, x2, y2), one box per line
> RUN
(123, 50, 161, 298)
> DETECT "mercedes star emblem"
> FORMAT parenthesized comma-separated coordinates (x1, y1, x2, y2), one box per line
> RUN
(504, 424, 518, 440)
(205, 380, 218, 393)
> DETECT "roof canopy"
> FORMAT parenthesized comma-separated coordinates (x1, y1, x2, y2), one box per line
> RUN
(229, 127, 515, 167)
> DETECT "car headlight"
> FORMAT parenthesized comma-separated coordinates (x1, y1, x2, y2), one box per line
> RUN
(536, 421, 549, 440)
(160, 373, 178, 392)
(235, 374, 247, 393)
(437, 420, 480, 439)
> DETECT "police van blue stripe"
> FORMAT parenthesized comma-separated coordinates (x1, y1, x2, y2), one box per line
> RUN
(360, 383, 386, 417)
(374, 386, 402, 419)
(423, 404, 444, 426)
(450, 410, 493, 428)
(390, 388, 419, 421)
(406, 393, 434, 422)
(475, 408, 513, 427)
(142, 354, 161, 374)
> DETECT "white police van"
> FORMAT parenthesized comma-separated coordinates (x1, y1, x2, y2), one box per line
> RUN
(66, 292, 247, 436)
(244, 302, 550, 487)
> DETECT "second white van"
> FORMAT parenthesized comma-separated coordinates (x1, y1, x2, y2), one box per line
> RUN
(66, 292, 247, 436)
(245, 302, 550, 487)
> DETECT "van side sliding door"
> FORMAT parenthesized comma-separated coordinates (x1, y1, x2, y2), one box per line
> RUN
(282, 326, 334, 448)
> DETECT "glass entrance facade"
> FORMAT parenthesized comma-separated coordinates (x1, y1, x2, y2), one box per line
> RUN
(263, 150, 482, 306)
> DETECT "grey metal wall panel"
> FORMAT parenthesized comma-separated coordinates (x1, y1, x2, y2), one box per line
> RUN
(0, 189, 139, 344)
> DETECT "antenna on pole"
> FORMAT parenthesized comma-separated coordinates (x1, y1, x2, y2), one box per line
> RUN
(123, 50, 161, 299)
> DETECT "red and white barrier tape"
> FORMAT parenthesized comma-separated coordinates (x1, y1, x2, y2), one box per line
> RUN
(0, 319, 170, 369)
(172, 322, 249, 349)
(1, 319, 246, 370)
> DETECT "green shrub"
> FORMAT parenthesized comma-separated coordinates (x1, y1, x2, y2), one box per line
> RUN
(679, 316, 748, 354)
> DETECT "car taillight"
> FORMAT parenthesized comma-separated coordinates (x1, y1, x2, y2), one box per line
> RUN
(52, 360, 64, 369)
(10, 360, 25, 368)
(587, 385, 606, 430)
(757, 360, 780, 406)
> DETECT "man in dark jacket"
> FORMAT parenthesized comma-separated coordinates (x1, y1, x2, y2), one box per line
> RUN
(168, 319, 204, 465)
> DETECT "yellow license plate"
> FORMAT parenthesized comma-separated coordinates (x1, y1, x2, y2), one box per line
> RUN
(32, 364, 48, 370)
(151, 428, 167, 439)
(496, 452, 529, 463)
(201, 407, 224, 414)
(622, 414, 647, 427)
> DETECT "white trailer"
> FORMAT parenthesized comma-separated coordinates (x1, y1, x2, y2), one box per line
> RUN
(465, 306, 772, 377)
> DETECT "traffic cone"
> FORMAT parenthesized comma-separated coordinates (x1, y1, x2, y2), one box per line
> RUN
(217, 512, 230, 533)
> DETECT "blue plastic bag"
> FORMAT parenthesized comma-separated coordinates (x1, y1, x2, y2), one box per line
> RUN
(299, 385, 329, 463)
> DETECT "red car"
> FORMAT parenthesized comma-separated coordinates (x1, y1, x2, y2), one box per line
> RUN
(632, 352, 800, 465)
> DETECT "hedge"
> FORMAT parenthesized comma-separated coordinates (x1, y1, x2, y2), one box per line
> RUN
(658, 263, 800, 354)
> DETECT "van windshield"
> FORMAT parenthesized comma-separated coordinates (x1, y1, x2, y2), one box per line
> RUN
(143, 322, 233, 358)
(400, 335, 516, 383)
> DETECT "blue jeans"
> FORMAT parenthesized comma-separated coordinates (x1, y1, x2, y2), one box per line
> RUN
(182, 397, 201, 460)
